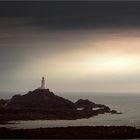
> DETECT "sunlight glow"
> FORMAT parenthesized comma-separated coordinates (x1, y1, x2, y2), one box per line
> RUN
(83, 55, 138, 74)
(10, 30, 140, 92)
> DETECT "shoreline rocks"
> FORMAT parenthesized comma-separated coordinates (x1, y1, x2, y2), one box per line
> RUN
(0, 89, 121, 122)
(0, 126, 139, 139)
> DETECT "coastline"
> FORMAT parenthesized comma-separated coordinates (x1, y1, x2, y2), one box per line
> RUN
(0, 126, 139, 139)
(0, 107, 121, 124)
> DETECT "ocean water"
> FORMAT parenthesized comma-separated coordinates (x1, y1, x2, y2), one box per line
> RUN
(0, 93, 140, 129)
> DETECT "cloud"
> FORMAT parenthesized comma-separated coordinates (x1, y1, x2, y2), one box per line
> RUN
(1, 27, 139, 92)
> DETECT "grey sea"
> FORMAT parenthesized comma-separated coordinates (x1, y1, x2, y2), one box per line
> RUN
(0, 92, 140, 129)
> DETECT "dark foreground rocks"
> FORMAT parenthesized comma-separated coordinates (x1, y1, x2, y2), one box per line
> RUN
(0, 126, 139, 139)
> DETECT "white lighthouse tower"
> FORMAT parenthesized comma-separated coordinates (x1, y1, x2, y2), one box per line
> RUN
(40, 77, 46, 89)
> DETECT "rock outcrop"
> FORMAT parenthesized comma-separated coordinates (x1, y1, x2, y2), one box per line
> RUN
(75, 99, 96, 108)
(0, 100, 8, 109)
(0, 126, 137, 139)
(6, 89, 76, 110)
(0, 89, 121, 121)
(75, 99, 110, 111)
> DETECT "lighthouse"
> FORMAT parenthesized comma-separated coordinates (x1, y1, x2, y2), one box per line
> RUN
(40, 77, 46, 89)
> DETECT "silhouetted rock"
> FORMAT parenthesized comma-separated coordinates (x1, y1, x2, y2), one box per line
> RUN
(75, 99, 111, 111)
(0, 100, 8, 108)
(0, 89, 121, 121)
(6, 89, 76, 110)
(75, 99, 95, 108)
(110, 110, 122, 114)
(0, 126, 138, 139)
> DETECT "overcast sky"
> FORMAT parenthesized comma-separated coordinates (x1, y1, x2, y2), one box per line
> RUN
(1, 1, 140, 94)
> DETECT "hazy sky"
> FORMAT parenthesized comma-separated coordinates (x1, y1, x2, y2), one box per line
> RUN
(1, 1, 140, 93)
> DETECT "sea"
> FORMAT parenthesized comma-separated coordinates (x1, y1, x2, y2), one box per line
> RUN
(0, 92, 140, 129)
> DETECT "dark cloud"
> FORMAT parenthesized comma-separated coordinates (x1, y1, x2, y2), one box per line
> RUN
(1, 1, 140, 30)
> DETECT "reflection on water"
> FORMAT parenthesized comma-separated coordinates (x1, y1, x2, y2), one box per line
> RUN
(0, 94, 140, 129)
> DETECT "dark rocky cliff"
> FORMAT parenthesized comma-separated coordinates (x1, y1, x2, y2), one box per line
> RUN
(6, 89, 76, 110)
(1, 89, 121, 121)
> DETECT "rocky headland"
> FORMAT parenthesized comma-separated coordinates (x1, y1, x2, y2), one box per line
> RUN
(0, 88, 121, 122)
(6, 88, 75, 110)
